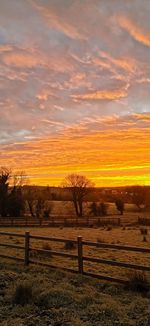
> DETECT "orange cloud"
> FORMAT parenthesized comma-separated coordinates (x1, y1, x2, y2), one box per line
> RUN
(3, 52, 41, 68)
(118, 16, 150, 47)
(0, 45, 13, 53)
(1, 117, 150, 187)
(72, 88, 128, 101)
(98, 51, 136, 73)
(32, 1, 86, 40)
(36, 89, 49, 101)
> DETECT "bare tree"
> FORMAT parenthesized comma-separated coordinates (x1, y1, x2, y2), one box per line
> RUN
(64, 174, 94, 217)
(24, 187, 35, 217)
(24, 186, 53, 219)
(115, 198, 124, 215)
(129, 186, 147, 211)
(12, 171, 28, 188)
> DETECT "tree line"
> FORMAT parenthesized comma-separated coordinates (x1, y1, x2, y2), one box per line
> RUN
(0, 167, 149, 218)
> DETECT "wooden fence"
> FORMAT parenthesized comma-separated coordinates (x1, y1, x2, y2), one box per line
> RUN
(1, 231, 150, 284)
(0, 216, 121, 227)
(138, 217, 150, 226)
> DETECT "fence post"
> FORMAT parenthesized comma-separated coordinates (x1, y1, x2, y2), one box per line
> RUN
(77, 236, 83, 274)
(25, 232, 30, 266)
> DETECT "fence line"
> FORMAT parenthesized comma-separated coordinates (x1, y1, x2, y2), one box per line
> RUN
(0, 231, 150, 284)
(0, 216, 121, 227)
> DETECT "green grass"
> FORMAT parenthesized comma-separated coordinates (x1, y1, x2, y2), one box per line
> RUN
(0, 261, 150, 326)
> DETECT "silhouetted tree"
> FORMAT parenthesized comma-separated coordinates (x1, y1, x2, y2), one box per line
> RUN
(115, 199, 124, 215)
(43, 202, 53, 219)
(89, 202, 108, 216)
(0, 167, 27, 217)
(24, 187, 35, 217)
(35, 197, 45, 219)
(24, 186, 53, 219)
(0, 167, 11, 217)
(129, 186, 147, 211)
(89, 202, 98, 216)
(64, 174, 94, 217)
(7, 187, 25, 217)
(145, 188, 150, 210)
(98, 202, 108, 216)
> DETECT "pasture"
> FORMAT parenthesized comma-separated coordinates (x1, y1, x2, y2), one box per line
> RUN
(1, 224, 150, 281)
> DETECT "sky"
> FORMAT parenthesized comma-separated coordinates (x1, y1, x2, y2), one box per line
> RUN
(0, 0, 150, 187)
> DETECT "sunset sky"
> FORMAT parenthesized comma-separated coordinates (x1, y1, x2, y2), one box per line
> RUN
(0, 0, 150, 186)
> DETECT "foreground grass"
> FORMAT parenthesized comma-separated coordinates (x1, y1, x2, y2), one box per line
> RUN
(0, 261, 150, 325)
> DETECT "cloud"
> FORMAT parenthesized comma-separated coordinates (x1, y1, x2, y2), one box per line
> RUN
(72, 88, 128, 101)
(31, 0, 86, 40)
(117, 15, 150, 47)
(61, 113, 150, 136)
(3, 51, 41, 68)
(98, 51, 136, 73)
(0, 45, 13, 53)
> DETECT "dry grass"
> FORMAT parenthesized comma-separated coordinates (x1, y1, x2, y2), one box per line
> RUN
(0, 225, 150, 281)
(64, 240, 76, 250)
(140, 227, 148, 235)
(0, 262, 150, 326)
(50, 201, 148, 218)
(126, 270, 150, 293)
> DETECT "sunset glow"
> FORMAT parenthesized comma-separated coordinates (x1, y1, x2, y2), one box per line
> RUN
(0, 0, 150, 186)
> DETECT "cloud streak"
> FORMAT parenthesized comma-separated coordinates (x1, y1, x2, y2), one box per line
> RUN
(72, 88, 128, 101)
(118, 15, 150, 47)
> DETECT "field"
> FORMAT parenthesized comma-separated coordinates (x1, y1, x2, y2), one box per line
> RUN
(1, 224, 150, 281)
(40, 201, 149, 219)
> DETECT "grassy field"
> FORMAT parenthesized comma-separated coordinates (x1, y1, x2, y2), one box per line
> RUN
(1, 225, 150, 281)
(0, 261, 150, 326)
(46, 200, 149, 219)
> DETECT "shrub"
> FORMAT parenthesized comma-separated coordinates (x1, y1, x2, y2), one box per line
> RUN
(97, 238, 106, 246)
(12, 281, 33, 306)
(115, 199, 124, 215)
(89, 202, 98, 216)
(89, 202, 108, 217)
(64, 240, 76, 250)
(106, 226, 112, 231)
(41, 242, 52, 257)
(42, 242, 52, 251)
(29, 249, 39, 259)
(43, 209, 50, 219)
(98, 202, 108, 216)
(35, 290, 50, 308)
(143, 235, 147, 242)
(7, 188, 25, 217)
(140, 228, 148, 235)
(30, 243, 52, 259)
(126, 271, 150, 293)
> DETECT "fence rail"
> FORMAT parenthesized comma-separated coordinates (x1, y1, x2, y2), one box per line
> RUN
(138, 217, 150, 226)
(0, 216, 121, 227)
(0, 231, 150, 284)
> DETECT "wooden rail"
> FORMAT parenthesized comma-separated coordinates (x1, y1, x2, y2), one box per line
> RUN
(0, 231, 150, 284)
(138, 217, 150, 226)
(0, 216, 121, 227)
